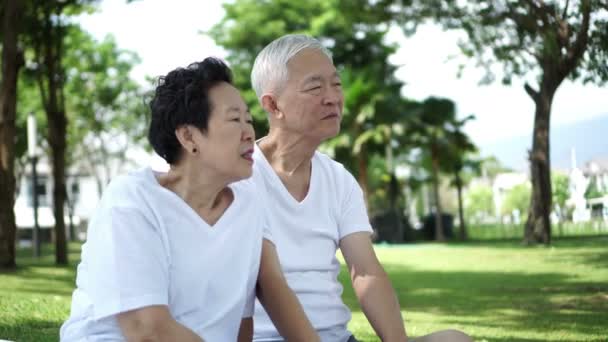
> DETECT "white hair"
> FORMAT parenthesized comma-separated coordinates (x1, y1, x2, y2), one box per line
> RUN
(251, 34, 332, 101)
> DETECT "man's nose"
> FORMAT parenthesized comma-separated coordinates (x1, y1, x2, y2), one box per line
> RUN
(323, 85, 343, 105)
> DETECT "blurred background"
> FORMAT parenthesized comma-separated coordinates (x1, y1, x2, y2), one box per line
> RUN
(1, 1, 607, 341)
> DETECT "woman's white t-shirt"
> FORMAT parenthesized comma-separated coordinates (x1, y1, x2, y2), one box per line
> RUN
(60, 167, 269, 341)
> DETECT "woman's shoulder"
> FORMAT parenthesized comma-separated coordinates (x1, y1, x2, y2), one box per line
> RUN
(101, 168, 156, 206)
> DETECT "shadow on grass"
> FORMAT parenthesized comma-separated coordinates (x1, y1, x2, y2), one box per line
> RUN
(0, 318, 61, 342)
(446, 234, 608, 248)
(340, 263, 608, 339)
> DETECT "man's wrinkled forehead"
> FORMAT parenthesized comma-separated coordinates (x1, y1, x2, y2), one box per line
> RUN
(286, 49, 336, 78)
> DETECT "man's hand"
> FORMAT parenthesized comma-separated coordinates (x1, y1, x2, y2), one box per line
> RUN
(340, 232, 408, 342)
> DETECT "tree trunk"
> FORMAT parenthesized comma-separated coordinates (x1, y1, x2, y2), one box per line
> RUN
(0, 0, 23, 269)
(524, 85, 555, 246)
(48, 92, 69, 266)
(37, 5, 68, 264)
(455, 172, 467, 240)
(431, 151, 445, 241)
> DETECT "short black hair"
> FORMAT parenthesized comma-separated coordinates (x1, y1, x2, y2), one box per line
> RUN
(148, 57, 233, 164)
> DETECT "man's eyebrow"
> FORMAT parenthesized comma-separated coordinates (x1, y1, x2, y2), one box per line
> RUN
(303, 72, 340, 84)
(303, 75, 323, 84)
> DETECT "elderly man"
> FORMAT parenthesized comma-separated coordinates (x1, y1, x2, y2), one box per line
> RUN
(249, 34, 472, 342)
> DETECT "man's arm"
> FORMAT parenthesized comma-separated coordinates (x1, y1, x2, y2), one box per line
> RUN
(256, 240, 320, 342)
(340, 232, 408, 342)
(117, 305, 204, 342)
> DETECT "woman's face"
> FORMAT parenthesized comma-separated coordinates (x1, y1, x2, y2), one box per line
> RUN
(193, 82, 255, 182)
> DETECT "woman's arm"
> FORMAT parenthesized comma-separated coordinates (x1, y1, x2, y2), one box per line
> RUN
(256, 240, 320, 342)
(237, 317, 253, 342)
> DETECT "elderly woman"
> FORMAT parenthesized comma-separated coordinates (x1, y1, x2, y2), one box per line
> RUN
(60, 58, 317, 342)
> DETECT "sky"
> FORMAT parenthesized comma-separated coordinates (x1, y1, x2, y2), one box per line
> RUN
(77, 0, 608, 168)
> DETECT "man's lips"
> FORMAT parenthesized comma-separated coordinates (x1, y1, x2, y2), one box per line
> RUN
(322, 113, 340, 120)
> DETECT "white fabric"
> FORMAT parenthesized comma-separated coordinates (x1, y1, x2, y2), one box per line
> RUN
(60, 167, 270, 341)
(251, 144, 372, 342)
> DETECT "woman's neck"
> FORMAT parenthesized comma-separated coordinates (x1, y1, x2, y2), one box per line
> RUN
(158, 163, 230, 214)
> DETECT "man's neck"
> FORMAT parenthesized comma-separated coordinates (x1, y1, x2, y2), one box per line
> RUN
(259, 129, 319, 176)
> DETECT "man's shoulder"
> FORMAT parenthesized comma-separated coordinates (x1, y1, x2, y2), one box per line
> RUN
(313, 150, 350, 176)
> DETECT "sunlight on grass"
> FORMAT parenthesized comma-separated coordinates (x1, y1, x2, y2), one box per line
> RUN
(1, 237, 607, 341)
(340, 237, 608, 342)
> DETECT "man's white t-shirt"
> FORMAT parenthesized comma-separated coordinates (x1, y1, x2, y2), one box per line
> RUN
(60, 167, 269, 341)
(251, 144, 373, 342)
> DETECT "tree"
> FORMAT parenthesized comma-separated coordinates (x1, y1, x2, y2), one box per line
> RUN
(395, 0, 608, 245)
(444, 130, 479, 240)
(63, 27, 145, 198)
(22, 0, 98, 264)
(210, 0, 404, 204)
(502, 183, 532, 224)
(0, 0, 24, 268)
(405, 97, 460, 241)
(551, 172, 570, 221)
(465, 184, 495, 224)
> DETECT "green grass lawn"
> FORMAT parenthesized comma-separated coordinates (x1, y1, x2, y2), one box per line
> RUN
(1, 236, 607, 342)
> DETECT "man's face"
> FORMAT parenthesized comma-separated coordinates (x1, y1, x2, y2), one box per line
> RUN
(274, 48, 344, 142)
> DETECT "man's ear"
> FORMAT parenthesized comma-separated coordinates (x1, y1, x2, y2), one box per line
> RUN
(174, 125, 197, 154)
(260, 93, 284, 120)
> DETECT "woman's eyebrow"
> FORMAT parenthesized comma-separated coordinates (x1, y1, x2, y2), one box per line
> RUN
(226, 106, 250, 113)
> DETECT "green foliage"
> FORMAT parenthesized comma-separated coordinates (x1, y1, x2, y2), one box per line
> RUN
(62, 26, 146, 168)
(210, 0, 405, 174)
(501, 183, 532, 221)
(584, 176, 606, 199)
(464, 184, 494, 223)
(552, 172, 571, 208)
(15, 23, 145, 170)
(407, 0, 608, 86)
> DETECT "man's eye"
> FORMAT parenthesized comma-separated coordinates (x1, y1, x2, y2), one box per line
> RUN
(307, 86, 321, 91)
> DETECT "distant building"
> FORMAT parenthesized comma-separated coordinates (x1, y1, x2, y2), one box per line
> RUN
(492, 172, 529, 222)
(13, 157, 98, 239)
(581, 157, 608, 220)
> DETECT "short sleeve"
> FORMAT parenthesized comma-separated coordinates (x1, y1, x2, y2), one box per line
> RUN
(242, 284, 255, 318)
(85, 206, 170, 320)
(259, 185, 274, 245)
(338, 171, 373, 240)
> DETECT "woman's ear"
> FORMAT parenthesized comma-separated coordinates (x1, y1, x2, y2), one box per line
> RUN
(175, 125, 198, 155)
(261, 93, 284, 120)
